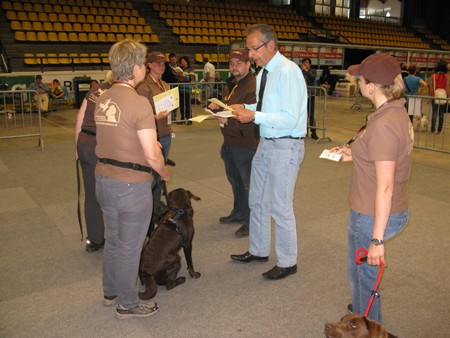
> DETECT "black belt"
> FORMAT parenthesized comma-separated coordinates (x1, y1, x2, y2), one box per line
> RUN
(98, 158, 156, 176)
(264, 136, 304, 140)
(81, 128, 96, 136)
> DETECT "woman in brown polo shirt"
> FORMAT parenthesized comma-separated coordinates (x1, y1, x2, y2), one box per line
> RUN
(332, 53, 413, 323)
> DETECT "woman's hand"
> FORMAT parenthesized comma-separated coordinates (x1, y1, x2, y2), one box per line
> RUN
(367, 243, 385, 266)
(328, 146, 353, 162)
(156, 110, 169, 120)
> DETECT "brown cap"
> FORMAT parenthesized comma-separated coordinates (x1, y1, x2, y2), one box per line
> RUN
(147, 51, 166, 63)
(347, 53, 401, 85)
(229, 49, 249, 62)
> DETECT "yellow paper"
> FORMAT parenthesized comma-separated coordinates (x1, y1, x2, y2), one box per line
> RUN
(153, 87, 179, 114)
(208, 98, 234, 111)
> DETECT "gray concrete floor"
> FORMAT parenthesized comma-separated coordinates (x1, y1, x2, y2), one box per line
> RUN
(0, 96, 449, 337)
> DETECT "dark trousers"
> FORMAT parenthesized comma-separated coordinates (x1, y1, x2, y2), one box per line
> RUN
(221, 144, 256, 224)
(179, 91, 191, 120)
(431, 102, 446, 132)
(77, 141, 105, 245)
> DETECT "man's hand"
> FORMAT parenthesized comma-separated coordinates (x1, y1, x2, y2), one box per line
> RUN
(232, 105, 255, 124)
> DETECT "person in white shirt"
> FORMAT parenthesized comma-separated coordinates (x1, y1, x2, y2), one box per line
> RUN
(203, 57, 215, 100)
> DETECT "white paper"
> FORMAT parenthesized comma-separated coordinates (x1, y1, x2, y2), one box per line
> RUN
(173, 66, 184, 74)
(319, 149, 343, 162)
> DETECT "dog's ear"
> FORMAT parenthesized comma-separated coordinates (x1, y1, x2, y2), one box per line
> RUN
(363, 316, 390, 337)
(187, 190, 201, 201)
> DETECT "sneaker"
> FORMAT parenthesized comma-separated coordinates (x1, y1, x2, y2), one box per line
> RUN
(115, 302, 159, 320)
(103, 295, 117, 307)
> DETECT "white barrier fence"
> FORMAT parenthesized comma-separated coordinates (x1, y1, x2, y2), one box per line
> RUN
(405, 94, 449, 153)
(0, 89, 44, 150)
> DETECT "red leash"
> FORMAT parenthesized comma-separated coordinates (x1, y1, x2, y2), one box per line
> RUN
(355, 248, 385, 317)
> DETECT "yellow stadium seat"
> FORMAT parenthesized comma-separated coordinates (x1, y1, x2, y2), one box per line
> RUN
(11, 21, 22, 31)
(58, 32, 69, 42)
(97, 33, 108, 42)
(47, 53, 59, 65)
(26, 31, 38, 42)
(24, 53, 37, 65)
(48, 32, 58, 42)
(58, 54, 72, 65)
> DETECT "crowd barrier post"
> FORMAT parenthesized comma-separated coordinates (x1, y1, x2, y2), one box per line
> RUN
(0, 89, 44, 151)
(307, 85, 332, 143)
(405, 93, 449, 154)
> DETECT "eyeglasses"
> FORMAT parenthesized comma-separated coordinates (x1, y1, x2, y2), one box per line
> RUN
(245, 40, 269, 52)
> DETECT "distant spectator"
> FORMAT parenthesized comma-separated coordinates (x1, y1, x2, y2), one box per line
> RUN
(404, 65, 428, 122)
(90, 80, 99, 88)
(429, 60, 449, 134)
(177, 55, 195, 125)
(29, 74, 50, 114)
(203, 57, 216, 100)
(51, 79, 65, 99)
(300, 58, 318, 139)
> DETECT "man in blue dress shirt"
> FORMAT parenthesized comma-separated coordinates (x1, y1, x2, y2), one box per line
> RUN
(231, 24, 307, 280)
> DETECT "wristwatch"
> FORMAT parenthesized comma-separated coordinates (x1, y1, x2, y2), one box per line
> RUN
(371, 238, 384, 246)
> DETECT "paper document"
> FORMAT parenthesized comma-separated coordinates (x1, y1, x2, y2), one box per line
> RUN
(153, 87, 179, 115)
(173, 66, 184, 74)
(319, 149, 343, 162)
(189, 108, 235, 123)
(208, 98, 235, 111)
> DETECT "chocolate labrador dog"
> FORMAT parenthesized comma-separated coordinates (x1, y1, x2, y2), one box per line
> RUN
(325, 314, 398, 338)
(139, 188, 201, 300)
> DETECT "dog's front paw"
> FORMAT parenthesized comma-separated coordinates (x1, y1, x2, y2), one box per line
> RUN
(189, 270, 201, 279)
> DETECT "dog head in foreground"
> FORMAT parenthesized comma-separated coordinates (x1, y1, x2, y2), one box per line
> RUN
(325, 314, 398, 338)
(168, 188, 201, 216)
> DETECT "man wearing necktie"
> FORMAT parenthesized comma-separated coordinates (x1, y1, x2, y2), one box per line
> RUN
(231, 24, 307, 280)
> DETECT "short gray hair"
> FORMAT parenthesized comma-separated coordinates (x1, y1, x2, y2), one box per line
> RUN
(108, 39, 147, 81)
(247, 24, 277, 48)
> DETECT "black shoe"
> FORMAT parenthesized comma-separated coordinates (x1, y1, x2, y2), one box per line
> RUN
(219, 215, 241, 224)
(347, 304, 353, 313)
(86, 240, 105, 253)
(262, 265, 297, 279)
(231, 251, 268, 263)
(166, 158, 176, 166)
(311, 133, 318, 140)
(186, 121, 192, 125)
(235, 224, 249, 237)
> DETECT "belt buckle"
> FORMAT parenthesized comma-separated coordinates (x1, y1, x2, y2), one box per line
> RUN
(131, 163, 141, 171)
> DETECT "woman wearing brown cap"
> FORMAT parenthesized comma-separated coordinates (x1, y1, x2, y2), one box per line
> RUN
(330, 53, 414, 323)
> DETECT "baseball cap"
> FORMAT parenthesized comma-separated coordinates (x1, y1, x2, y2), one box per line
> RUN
(347, 53, 401, 85)
(147, 51, 166, 63)
(229, 49, 250, 62)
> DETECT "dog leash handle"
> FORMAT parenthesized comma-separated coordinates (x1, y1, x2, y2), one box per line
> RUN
(355, 247, 368, 265)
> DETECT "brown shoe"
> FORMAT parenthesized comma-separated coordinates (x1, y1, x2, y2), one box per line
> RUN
(219, 215, 241, 224)
(235, 224, 249, 237)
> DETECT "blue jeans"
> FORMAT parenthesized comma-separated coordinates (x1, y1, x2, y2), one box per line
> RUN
(96, 175, 153, 308)
(249, 138, 304, 268)
(159, 134, 172, 163)
(347, 208, 409, 323)
(220, 144, 256, 224)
